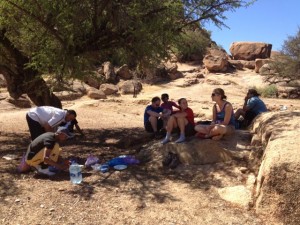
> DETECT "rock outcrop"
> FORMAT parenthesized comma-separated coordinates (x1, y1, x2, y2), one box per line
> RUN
(228, 60, 256, 70)
(162, 139, 232, 165)
(87, 88, 106, 99)
(203, 54, 228, 72)
(99, 83, 118, 95)
(116, 64, 132, 80)
(119, 80, 142, 95)
(255, 59, 272, 73)
(6, 95, 32, 108)
(103, 61, 117, 83)
(251, 111, 300, 224)
(230, 42, 272, 61)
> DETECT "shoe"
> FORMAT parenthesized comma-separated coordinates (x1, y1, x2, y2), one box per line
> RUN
(161, 138, 170, 144)
(162, 152, 173, 167)
(169, 154, 180, 169)
(175, 136, 186, 143)
(34, 165, 56, 176)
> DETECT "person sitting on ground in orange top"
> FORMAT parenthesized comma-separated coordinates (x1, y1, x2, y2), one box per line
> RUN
(194, 88, 235, 140)
(161, 93, 180, 128)
(162, 98, 195, 144)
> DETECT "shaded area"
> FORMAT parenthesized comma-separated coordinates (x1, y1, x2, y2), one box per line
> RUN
(0, 127, 252, 206)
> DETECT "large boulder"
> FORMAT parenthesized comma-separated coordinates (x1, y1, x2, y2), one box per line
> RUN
(277, 86, 300, 99)
(203, 54, 228, 72)
(103, 61, 117, 83)
(99, 83, 118, 95)
(258, 63, 275, 75)
(116, 64, 132, 80)
(255, 59, 272, 73)
(228, 60, 256, 70)
(119, 80, 142, 95)
(0, 74, 7, 88)
(53, 91, 83, 101)
(6, 95, 32, 108)
(87, 88, 106, 99)
(251, 111, 300, 224)
(162, 139, 232, 165)
(230, 42, 272, 61)
(84, 75, 101, 89)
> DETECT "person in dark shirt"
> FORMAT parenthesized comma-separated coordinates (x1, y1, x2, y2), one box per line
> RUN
(144, 97, 164, 138)
(25, 127, 71, 175)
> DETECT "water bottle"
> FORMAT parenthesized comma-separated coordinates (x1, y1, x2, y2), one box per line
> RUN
(69, 162, 82, 184)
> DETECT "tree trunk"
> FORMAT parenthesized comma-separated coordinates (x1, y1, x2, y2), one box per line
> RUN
(0, 29, 62, 108)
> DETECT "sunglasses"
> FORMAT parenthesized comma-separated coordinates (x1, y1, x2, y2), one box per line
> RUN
(211, 93, 218, 97)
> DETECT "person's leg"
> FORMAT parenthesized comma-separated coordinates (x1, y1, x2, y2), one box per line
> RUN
(195, 124, 210, 134)
(149, 116, 158, 132)
(209, 125, 227, 140)
(26, 114, 45, 140)
(175, 118, 188, 143)
(162, 116, 178, 144)
(234, 108, 246, 120)
(244, 110, 257, 126)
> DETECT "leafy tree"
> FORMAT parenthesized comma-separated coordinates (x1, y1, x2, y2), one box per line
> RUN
(0, 0, 254, 106)
(269, 28, 300, 84)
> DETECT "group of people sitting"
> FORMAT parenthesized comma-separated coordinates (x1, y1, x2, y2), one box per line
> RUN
(23, 106, 83, 175)
(21, 88, 267, 176)
(144, 88, 267, 143)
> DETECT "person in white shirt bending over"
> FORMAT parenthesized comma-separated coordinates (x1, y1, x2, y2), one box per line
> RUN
(26, 106, 77, 140)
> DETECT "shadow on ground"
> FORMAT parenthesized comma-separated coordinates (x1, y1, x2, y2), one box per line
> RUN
(0, 127, 250, 204)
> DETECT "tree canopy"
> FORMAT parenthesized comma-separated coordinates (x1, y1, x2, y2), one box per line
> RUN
(0, 0, 254, 106)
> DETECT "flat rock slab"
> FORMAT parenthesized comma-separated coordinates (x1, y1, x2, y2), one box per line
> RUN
(162, 139, 232, 165)
(218, 185, 252, 208)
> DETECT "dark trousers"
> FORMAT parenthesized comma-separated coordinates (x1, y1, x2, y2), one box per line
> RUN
(26, 114, 45, 140)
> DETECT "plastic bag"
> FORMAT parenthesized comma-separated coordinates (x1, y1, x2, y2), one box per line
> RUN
(85, 155, 99, 168)
(17, 153, 31, 173)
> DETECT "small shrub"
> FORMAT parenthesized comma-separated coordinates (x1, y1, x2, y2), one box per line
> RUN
(255, 85, 278, 98)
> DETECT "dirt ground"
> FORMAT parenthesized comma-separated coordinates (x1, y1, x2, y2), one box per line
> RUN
(1, 65, 299, 225)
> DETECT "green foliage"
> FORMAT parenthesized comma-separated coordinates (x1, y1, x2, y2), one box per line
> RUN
(255, 85, 278, 98)
(270, 28, 300, 83)
(172, 28, 211, 61)
(0, 0, 255, 82)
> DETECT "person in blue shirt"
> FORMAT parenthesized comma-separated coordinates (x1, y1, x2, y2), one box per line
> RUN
(144, 96, 164, 138)
(235, 89, 268, 126)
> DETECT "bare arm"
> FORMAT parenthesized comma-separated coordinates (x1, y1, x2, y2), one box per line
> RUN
(44, 148, 68, 170)
(222, 104, 233, 125)
(242, 97, 250, 111)
(146, 110, 161, 117)
(212, 105, 217, 123)
(43, 123, 54, 132)
(75, 124, 84, 136)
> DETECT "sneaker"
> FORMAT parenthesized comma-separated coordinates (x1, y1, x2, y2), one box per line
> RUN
(162, 152, 173, 167)
(169, 154, 180, 169)
(161, 137, 170, 144)
(34, 165, 56, 176)
(175, 136, 186, 143)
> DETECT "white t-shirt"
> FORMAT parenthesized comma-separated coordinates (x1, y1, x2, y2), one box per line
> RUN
(27, 106, 67, 127)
